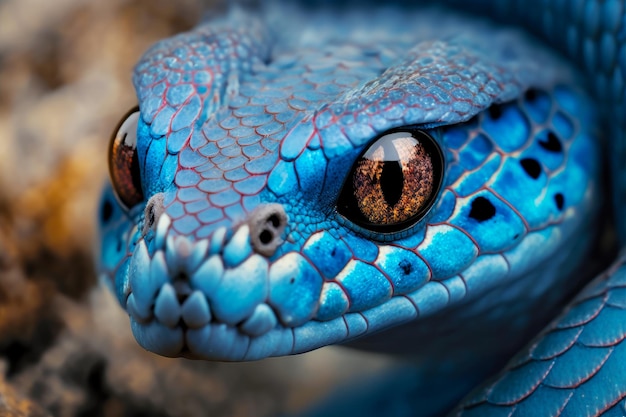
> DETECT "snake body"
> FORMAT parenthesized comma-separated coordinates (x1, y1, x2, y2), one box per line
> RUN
(98, 1, 626, 415)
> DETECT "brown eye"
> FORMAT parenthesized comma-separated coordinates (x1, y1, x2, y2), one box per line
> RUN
(337, 129, 444, 233)
(109, 107, 144, 211)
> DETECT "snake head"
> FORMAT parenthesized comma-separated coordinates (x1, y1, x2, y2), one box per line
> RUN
(98, 8, 599, 361)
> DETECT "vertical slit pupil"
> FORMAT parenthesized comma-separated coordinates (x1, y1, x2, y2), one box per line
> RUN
(380, 161, 404, 207)
(130, 151, 143, 197)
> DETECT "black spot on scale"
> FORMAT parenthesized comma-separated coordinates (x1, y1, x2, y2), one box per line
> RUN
(399, 260, 412, 275)
(520, 158, 542, 179)
(538, 131, 563, 153)
(524, 88, 538, 102)
(488, 104, 503, 120)
(469, 197, 496, 222)
(555, 193, 565, 210)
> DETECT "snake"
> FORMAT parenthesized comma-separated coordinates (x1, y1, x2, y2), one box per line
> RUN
(97, 0, 626, 415)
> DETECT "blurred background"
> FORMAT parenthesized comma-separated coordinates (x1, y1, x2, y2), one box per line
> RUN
(0, 1, 392, 416)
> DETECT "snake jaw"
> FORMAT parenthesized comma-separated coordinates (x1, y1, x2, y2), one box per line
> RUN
(121, 204, 442, 360)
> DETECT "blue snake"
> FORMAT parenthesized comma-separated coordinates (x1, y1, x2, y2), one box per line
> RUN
(98, 1, 626, 415)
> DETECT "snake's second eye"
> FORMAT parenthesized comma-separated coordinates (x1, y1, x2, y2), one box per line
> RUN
(108, 107, 144, 211)
(337, 129, 444, 233)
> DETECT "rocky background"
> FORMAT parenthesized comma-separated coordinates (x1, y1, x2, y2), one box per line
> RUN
(0, 1, 392, 416)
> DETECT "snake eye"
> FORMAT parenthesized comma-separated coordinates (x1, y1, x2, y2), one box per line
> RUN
(108, 107, 144, 211)
(337, 129, 444, 233)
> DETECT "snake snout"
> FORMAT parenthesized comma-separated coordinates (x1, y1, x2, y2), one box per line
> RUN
(125, 203, 295, 359)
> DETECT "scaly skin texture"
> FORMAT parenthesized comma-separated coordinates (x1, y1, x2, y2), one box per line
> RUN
(98, 1, 626, 415)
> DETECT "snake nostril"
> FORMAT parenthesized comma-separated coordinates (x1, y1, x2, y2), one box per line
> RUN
(142, 193, 165, 235)
(267, 214, 281, 228)
(248, 204, 288, 257)
(259, 229, 274, 245)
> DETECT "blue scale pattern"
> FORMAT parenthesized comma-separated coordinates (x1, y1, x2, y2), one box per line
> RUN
(99, 3, 599, 361)
(453, 255, 626, 416)
(95, 1, 626, 415)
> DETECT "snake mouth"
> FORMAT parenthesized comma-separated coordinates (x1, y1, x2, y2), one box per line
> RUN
(130, 272, 279, 336)
(124, 240, 287, 360)
(126, 276, 288, 361)
(126, 264, 295, 361)
(122, 210, 320, 361)
(122, 204, 488, 361)
(119, 208, 447, 360)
